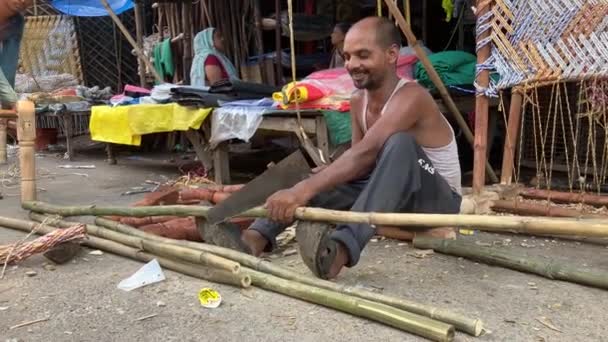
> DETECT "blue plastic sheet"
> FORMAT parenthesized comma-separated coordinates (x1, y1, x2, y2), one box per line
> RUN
(51, 0, 134, 17)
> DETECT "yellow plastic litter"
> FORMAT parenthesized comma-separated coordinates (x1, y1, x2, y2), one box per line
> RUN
(90, 103, 212, 146)
(198, 288, 222, 308)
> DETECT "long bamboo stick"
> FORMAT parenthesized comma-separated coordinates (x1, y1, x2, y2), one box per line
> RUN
(413, 236, 608, 291)
(500, 91, 523, 184)
(383, 0, 498, 184)
(23, 201, 608, 237)
(519, 188, 608, 207)
(27, 213, 240, 274)
(491, 200, 608, 219)
(0, 216, 250, 288)
(246, 269, 455, 342)
(93, 217, 483, 336)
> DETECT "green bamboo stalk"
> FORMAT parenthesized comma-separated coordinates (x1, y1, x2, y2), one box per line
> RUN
(23, 200, 608, 237)
(413, 236, 608, 291)
(246, 269, 454, 342)
(0, 216, 250, 288)
(27, 213, 241, 274)
(93, 217, 483, 336)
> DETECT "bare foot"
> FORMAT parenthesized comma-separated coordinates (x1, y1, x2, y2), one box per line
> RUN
(417, 227, 456, 239)
(325, 241, 349, 279)
(376, 226, 456, 241)
(241, 229, 269, 257)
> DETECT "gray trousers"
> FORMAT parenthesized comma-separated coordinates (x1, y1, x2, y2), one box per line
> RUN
(250, 132, 462, 267)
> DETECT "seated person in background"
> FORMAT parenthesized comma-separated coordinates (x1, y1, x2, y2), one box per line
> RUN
(190, 27, 239, 87)
(0, 0, 28, 108)
(328, 22, 351, 69)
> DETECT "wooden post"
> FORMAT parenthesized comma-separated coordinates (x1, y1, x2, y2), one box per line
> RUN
(213, 142, 231, 184)
(100, 0, 163, 83)
(133, 0, 146, 87)
(274, 0, 283, 86)
(472, 0, 493, 194)
(16, 101, 36, 202)
(182, 0, 193, 84)
(383, 0, 498, 184)
(500, 90, 523, 184)
(0, 118, 7, 164)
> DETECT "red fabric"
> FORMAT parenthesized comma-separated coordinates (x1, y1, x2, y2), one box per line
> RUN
(204, 55, 229, 80)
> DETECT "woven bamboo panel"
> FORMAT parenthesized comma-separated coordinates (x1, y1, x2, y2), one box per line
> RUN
(19, 15, 83, 82)
(482, 0, 608, 91)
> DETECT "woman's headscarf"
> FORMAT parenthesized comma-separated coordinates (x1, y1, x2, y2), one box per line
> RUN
(190, 27, 239, 87)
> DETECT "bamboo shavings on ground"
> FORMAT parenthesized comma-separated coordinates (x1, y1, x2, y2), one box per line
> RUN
(0, 224, 86, 265)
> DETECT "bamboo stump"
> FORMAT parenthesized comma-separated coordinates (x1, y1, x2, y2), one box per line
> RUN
(0, 118, 7, 164)
(16, 101, 36, 202)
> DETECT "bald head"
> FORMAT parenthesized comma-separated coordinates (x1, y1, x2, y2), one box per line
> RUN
(350, 17, 402, 49)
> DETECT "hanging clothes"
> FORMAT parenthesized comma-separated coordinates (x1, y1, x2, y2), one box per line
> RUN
(153, 38, 174, 82)
(190, 27, 239, 88)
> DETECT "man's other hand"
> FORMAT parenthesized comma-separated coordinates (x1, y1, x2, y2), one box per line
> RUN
(264, 188, 308, 224)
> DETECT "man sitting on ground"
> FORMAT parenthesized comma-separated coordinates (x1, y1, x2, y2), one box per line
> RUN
(234, 17, 463, 279)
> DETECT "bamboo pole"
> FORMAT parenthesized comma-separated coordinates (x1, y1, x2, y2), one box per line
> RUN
(16, 101, 36, 202)
(182, 0, 193, 84)
(247, 269, 455, 342)
(491, 200, 608, 219)
(413, 236, 608, 290)
(23, 201, 608, 237)
(28, 213, 241, 274)
(0, 118, 7, 164)
(383, 0, 498, 185)
(100, 0, 163, 83)
(133, 0, 146, 87)
(472, 0, 493, 193)
(500, 91, 523, 184)
(519, 188, 608, 208)
(93, 217, 483, 336)
(0, 216, 250, 288)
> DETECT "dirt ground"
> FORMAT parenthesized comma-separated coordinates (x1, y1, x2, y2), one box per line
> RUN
(1, 143, 607, 342)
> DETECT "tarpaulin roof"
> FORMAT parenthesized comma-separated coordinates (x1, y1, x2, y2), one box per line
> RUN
(51, 0, 133, 17)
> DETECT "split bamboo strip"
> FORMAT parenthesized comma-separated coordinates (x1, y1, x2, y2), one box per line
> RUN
(0, 119, 7, 164)
(28, 213, 240, 274)
(23, 201, 608, 238)
(0, 216, 250, 288)
(413, 236, 608, 291)
(94, 217, 483, 336)
(246, 269, 455, 342)
(519, 188, 608, 207)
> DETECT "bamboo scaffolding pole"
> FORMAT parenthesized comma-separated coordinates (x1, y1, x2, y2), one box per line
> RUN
(247, 269, 455, 342)
(519, 188, 608, 208)
(28, 213, 240, 274)
(500, 91, 523, 184)
(471, 0, 493, 193)
(22, 201, 608, 238)
(413, 236, 608, 290)
(491, 200, 608, 219)
(100, 0, 163, 83)
(383, 0, 498, 185)
(0, 216, 250, 288)
(93, 217, 483, 336)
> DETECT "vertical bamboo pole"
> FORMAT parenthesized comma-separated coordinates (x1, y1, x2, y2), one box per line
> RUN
(274, 0, 283, 85)
(16, 101, 36, 202)
(182, 0, 193, 84)
(383, 0, 498, 186)
(472, 0, 493, 194)
(500, 90, 523, 184)
(0, 119, 7, 164)
(133, 0, 146, 87)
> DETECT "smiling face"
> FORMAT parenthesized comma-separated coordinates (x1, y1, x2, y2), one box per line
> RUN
(343, 20, 399, 90)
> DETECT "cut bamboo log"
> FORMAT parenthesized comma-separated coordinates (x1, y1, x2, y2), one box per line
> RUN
(383, 0, 498, 185)
(23, 201, 608, 238)
(0, 216, 250, 288)
(16, 101, 36, 202)
(412, 236, 608, 291)
(519, 188, 608, 208)
(246, 269, 455, 342)
(28, 213, 241, 274)
(500, 91, 523, 185)
(93, 217, 483, 336)
(491, 200, 608, 219)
